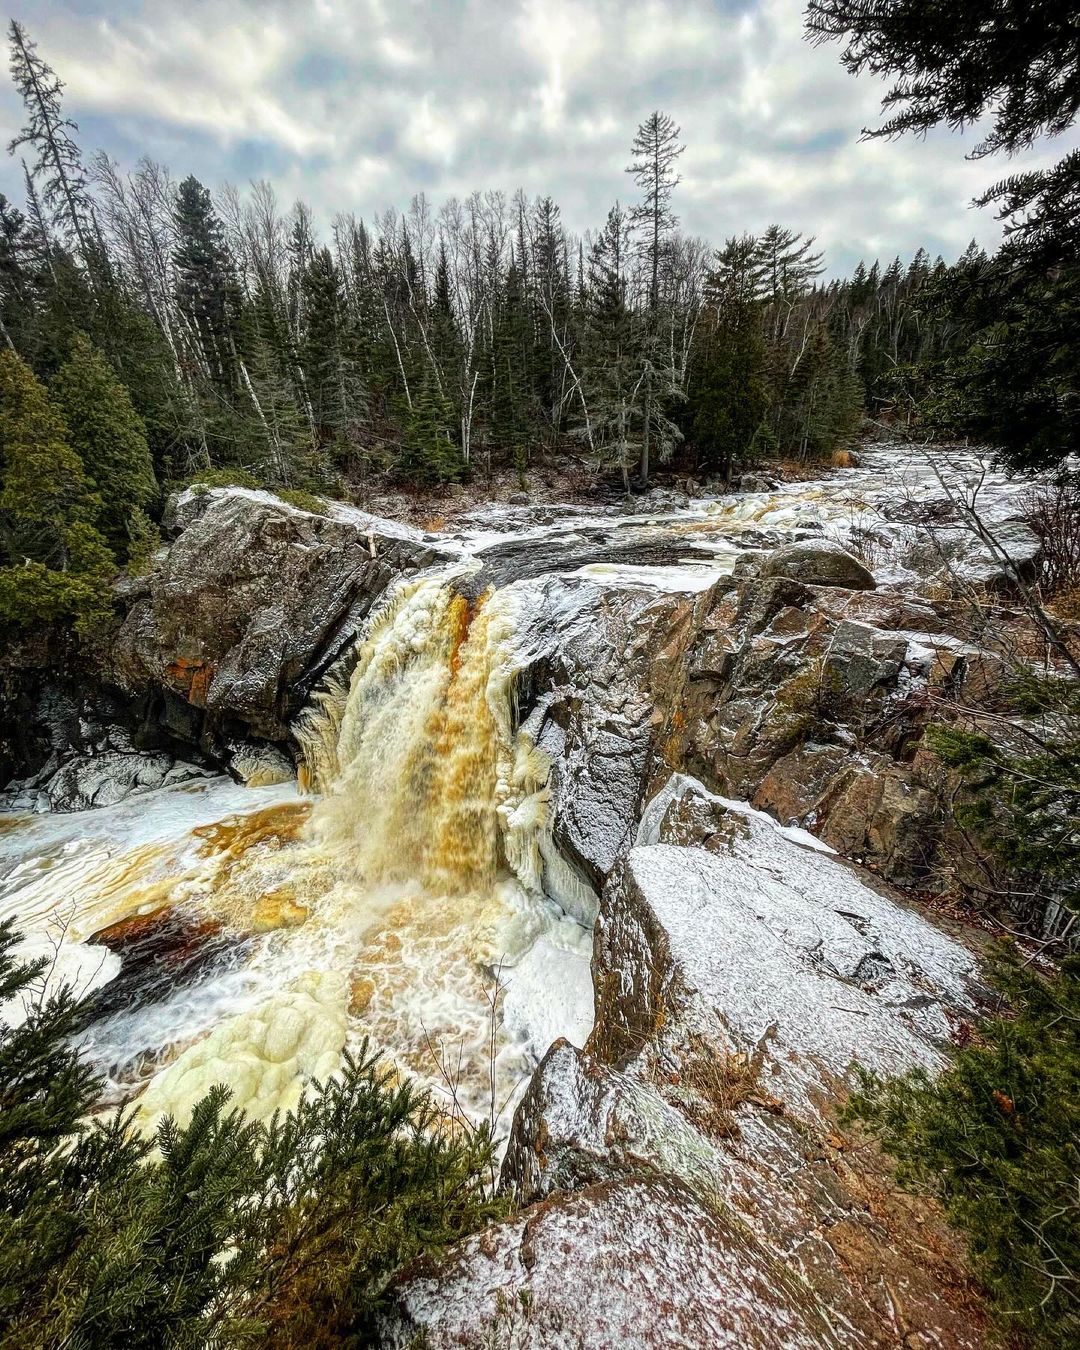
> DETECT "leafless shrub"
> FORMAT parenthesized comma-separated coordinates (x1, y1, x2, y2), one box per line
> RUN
(1022, 479, 1080, 600)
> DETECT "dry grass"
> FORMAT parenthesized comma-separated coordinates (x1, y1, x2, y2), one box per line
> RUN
(831, 448, 855, 468)
(680, 1033, 781, 1139)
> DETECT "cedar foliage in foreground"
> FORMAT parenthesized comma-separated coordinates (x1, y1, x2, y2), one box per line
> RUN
(845, 952, 1080, 1350)
(851, 674, 1080, 1349)
(0, 921, 503, 1347)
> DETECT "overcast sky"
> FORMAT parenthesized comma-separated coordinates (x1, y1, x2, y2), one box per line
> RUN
(2, 0, 1076, 277)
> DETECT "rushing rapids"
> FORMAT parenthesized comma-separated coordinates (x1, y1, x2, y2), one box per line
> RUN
(0, 444, 1037, 1147)
(0, 567, 593, 1139)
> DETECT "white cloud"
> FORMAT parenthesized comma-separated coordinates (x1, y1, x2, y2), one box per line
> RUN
(1, 0, 1076, 275)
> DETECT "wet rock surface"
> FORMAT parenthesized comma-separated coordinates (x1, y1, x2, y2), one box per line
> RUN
(665, 567, 1011, 883)
(761, 539, 877, 589)
(113, 488, 453, 746)
(508, 574, 699, 891)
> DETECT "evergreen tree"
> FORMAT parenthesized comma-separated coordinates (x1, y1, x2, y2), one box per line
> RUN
(0, 923, 502, 1347)
(6, 22, 98, 267)
(0, 350, 113, 632)
(0, 195, 34, 351)
(625, 112, 684, 486)
(302, 245, 365, 462)
(808, 0, 1080, 471)
(399, 369, 461, 483)
(51, 333, 157, 558)
(172, 176, 239, 396)
(583, 204, 640, 490)
(692, 281, 767, 481)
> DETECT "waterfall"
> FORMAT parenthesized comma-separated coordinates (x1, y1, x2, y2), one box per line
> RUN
(3, 569, 594, 1139)
(112, 570, 593, 1135)
(296, 570, 552, 904)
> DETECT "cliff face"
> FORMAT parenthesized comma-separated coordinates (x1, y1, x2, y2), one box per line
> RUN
(112, 487, 454, 744)
(2, 488, 454, 811)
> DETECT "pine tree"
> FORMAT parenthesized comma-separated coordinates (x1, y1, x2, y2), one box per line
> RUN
(0, 350, 114, 632)
(0, 347, 95, 568)
(400, 369, 462, 483)
(808, 0, 1080, 471)
(0, 923, 503, 1347)
(0, 195, 34, 351)
(51, 334, 157, 558)
(172, 176, 239, 396)
(625, 112, 684, 486)
(692, 284, 768, 481)
(302, 245, 365, 462)
(6, 22, 98, 267)
(583, 204, 641, 491)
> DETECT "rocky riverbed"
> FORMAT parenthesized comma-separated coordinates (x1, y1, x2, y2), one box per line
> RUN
(0, 443, 1061, 1346)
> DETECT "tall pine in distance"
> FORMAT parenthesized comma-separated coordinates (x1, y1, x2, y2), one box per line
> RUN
(0, 18, 1045, 548)
(7, 20, 99, 271)
(626, 111, 684, 487)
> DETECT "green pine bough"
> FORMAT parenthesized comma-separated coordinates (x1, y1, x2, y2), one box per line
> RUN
(0, 920, 504, 1348)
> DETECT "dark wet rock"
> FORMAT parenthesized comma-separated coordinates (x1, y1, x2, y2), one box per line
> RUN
(736, 472, 778, 493)
(82, 905, 238, 1026)
(761, 540, 876, 589)
(0, 676, 219, 812)
(16, 750, 215, 813)
(511, 574, 701, 892)
(113, 488, 451, 745)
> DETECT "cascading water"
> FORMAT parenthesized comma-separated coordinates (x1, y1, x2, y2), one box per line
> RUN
(0, 569, 594, 1142)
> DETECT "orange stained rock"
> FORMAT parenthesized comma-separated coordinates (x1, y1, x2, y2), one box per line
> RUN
(165, 655, 214, 707)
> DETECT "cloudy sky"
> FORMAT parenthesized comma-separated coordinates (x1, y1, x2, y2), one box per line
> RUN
(2, 0, 1075, 276)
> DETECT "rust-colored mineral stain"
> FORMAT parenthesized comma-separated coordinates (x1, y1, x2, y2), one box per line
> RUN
(193, 800, 311, 860)
(166, 655, 214, 707)
(92, 902, 224, 966)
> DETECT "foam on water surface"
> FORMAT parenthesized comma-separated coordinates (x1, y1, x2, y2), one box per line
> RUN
(0, 577, 593, 1143)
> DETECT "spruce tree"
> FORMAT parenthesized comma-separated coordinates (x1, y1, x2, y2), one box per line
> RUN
(807, 0, 1080, 472)
(692, 298, 768, 481)
(400, 370, 462, 483)
(172, 176, 239, 397)
(0, 350, 114, 633)
(0, 347, 95, 569)
(0, 923, 502, 1347)
(51, 333, 157, 558)
(582, 205, 637, 487)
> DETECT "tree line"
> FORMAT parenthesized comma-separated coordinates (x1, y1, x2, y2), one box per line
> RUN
(0, 13, 1072, 638)
(0, 23, 993, 497)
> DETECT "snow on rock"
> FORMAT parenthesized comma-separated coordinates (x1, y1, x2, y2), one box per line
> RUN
(761, 539, 877, 590)
(496, 1039, 988, 1350)
(380, 1174, 842, 1350)
(226, 743, 295, 787)
(593, 781, 981, 1113)
(24, 751, 216, 813)
(503, 573, 702, 890)
(115, 487, 454, 744)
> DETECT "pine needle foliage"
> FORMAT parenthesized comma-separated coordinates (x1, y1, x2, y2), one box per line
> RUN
(0, 922, 503, 1348)
(926, 672, 1080, 919)
(845, 950, 1080, 1349)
